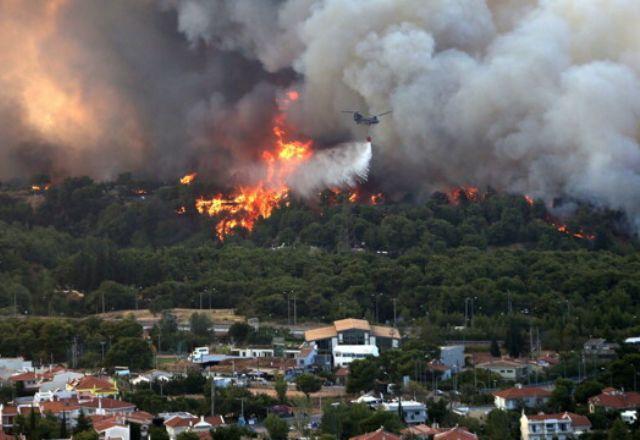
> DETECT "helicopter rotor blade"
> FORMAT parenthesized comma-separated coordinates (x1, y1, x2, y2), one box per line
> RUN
(375, 111, 392, 117)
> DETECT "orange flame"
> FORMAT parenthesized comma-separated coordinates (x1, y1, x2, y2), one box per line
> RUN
(524, 195, 534, 206)
(449, 186, 481, 204)
(31, 184, 50, 192)
(195, 91, 312, 240)
(180, 173, 197, 185)
(553, 222, 595, 240)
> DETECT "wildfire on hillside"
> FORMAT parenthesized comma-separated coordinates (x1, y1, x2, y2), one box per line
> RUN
(31, 184, 51, 192)
(449, 186, 482, 204)
(194, 91, 313, 240)
(523, 194, 595, 240)
(180, 172, 197, 185)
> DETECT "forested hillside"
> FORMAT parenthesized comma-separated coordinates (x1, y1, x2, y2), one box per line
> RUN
(0, 175, 639, 355)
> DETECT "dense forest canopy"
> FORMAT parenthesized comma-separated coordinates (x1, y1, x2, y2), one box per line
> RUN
(0, 174, 639, 357)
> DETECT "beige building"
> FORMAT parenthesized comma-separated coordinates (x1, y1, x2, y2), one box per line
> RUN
(304, 318, 400, 368)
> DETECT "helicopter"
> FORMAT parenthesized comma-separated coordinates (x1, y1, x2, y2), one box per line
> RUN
(342, 110, 392, 126)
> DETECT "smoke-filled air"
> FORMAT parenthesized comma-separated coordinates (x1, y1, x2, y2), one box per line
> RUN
(3, 0, 640, 227)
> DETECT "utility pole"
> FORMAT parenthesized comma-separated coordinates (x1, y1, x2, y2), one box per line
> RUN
(286, 292, 290, 326)
(211, 378, 216, 416)
(209, 288, 213, 310)
(392, 298, 397, 328)
(13, 291, 17, 317)
(293, 292, 297, 326)
(101, 290, 105, 314)
(100, 341, 106, 366)
(200, 291, 203, 310)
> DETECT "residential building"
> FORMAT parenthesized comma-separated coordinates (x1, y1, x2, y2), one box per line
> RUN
(91, 416, 131, 440)
(476, 359, 529, 381)
(0, 405, 17, 433)
(434, 426, 478, 440)
(382, 400, 427, 425)
(39, 400, 82, 428)
(439, 346, 465, 372)
(164, 414, 200, 440)
(583, 339, 619, 359)
(520, 412, 591, 439)
(67, 376, 118, 397)
(79, 397, 136, 415)
(304, 318, 400, 368)
(493, 385, 552, 410)
(588, 387, 640, 413)
(350, 427, 401, 440)
(9, 372, 40, 392)
(130, 370, 173, 386)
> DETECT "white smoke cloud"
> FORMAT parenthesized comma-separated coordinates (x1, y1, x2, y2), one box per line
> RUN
(287, 141, 372, 197)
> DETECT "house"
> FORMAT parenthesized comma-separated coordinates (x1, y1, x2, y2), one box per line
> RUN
(91, 416, 130, 440)
(335, 367, 349, 386)
(130, 370, 173, 386)
(428, 360, 453, 381)
(583, 339, 619, 359)
(401, 424, 441, 438)
(350, 427, 401, 440)
(67, 376, 118, 397)
(439, 346, 465, 372)
(493, 385, 552, 410)
(304, 318, 400, 368)
(296, 345, 316, 369)
(588, 387, 640, 413)
(382, 400, 428, 425)
(0, 405, 17, 432)
(520, 411, 592, 439)
(164, 414, 200, 440)
(9, 372, 40, 392)
(79, 397, 136, 415)
(433, 426, 478, 440)
(476, 359, 528, 381)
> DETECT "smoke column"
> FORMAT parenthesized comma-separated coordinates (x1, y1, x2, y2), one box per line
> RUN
(3, 1, 640, 227)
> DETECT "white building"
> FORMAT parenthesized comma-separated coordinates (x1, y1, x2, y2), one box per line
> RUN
(493, 386, 552, 410)
(93, 417, 131, 440)
(439, 345, 465, 372)
(383, 400, 427, 425)
(304, 318, 400, 368)
(520, 412, 591, 440)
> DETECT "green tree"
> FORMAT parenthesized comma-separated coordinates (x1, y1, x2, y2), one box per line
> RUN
(274, 375, 288, 403)
(212, 425, 256, 440)
(485, 410, 518, 440)
(264, 414, 289, 440)
(490, 338, 501, 357)
(73, 431, 99, 440)
(177, 432, 200, 440)
(608, 419, 631, 440)
(105, 337, 153, 370)
(295, 373, 322, 399)
(347, 358, 378, 393)
(575, 380, 604, 404)
(148, 425, 170, 440)
(549, 378, 575, 412)
(189, 312, 213, 338)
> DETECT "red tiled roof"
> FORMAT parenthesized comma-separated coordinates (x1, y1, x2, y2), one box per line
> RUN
(434, 426, 478, 440)
(204, 415, 225, 427)
(493, 386, 552, 399)
(1, 406, 17, 416)
(527, 412, 592, 428)
(127, 411, 154, 424)
(335, 367, 350, 377)
(17, 406, 40, 416)
(71, 376, 116, 391)
(402, 424, 442, 436)
(349, 428, 400, 440)
(164, 416, 199, 428)
(92, 416, 126, 432)
(80, 398, 135, 410)
(10, 372, 37, 382)
(40, 401, 81, 414)
(589, 389, 640, 409)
